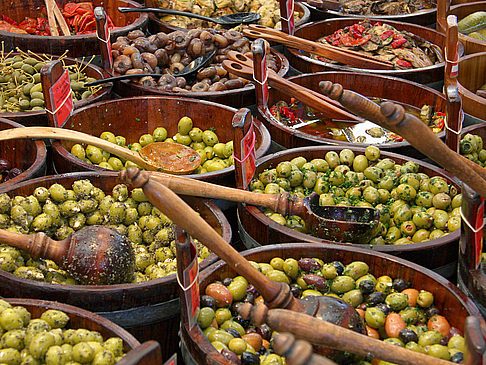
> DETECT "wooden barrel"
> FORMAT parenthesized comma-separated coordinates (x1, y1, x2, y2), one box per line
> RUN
(0, 172, 232, 362)
(305, 1, 437, 26)
(0, 117, 47, 188)
(145, 0, 311, 33)
(180, 243, 481, 364)
(0, 0, 148, 57)
(259, 71, 447, 158)
(51, 96, 271, 185)
(0, 54, 112, 127)
(238, 145, 461, 278)
(457, 52, 486, 122)
(111, 48, 289, 109)
(437, 1, 486, 55)
(287, 18, 445, 85)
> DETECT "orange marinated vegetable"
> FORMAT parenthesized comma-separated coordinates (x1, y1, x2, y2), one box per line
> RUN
(205, 283, 233, 307)
(385, 312, 406, 338)
(402, 288, 419, 307)
(428, 315, 451, 338)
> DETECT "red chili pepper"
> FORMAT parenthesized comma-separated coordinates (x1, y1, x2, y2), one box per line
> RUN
(391, 38, 407, 49)
(1, 15, 17, 25)
(340, 34, 371, 47)
(349, 24, 365, 39)
(380, 30, 394, 40)
(396, 59, 412, 68)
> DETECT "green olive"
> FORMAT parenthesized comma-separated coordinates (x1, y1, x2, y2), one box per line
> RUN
(385, 293, 409, 311)
(178, 116, 193, 135)
(153, 127, 168, 142)
(365, 307, 386, 329)
(197, 307, 215, 329)
(418, 331, 442, 347)
(417, 290, 434, 308)
(202, 130, 219, 146)
(331, 275, 355, 294)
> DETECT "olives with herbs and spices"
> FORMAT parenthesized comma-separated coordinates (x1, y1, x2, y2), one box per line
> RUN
(198, 257, 466, 363)
(0, 179, 211, 284)
(270, 99, 445, 144)
(0, 299, 127, 364)
(460, 133, 486, 167)
(249, 146, 460, 245)
(70, 116, 234, 174)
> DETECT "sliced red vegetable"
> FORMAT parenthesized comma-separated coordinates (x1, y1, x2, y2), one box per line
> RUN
(391, 38, 407, 48)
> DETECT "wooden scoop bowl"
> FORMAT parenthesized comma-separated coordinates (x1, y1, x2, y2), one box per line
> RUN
(0, 225, 135, 285)
(146, 172, 379, 244)
(319, 80, 486, 197)
(0, 127, 201, 174)
(120, 168, 451, 365)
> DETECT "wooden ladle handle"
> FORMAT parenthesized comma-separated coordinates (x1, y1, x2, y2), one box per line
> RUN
(319, 81, 486, 197)
(239, 302, 452, 365)
(120, 168, 303, 311)
(273, 333, 338, 365)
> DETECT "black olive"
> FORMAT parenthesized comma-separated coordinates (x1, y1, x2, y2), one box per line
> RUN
(221, 349, 242, 365)
(233, 315, 250, 329)
(358, 280, 375, 294)
(241, 351, 260, 365)
(0, 159, 12, 172)
(246, 284, 257, 295)
(331, 261, 345, 275)
(426, 306, 440, 318)
(375, 303, 392, 316)
(398, 328, 418, 344)
(200, 295, 216, 309)
(258, 346, 267, 355)
(230, 302, 243, 316)
(290, 284, 302, 298)
(223, 277, 233, 286)
(257, 324, 271, 340)
(243, 293, 255, 304)
(450, 352, 464, 363)
(392, 278, 409, 292)
(366, 291, 386, 305)
(225, 328, 241, 338)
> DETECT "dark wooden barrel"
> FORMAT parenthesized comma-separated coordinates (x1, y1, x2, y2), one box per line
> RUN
(286, 18, 445, 84)
(51, 96, 271, 186)
(0, 0, 148, 57)
(437, 1, 486, 55)
(180, 243, 481, 364)
(0, 172, 231, 362)
(305, 1, 437, 26)
(0, 117, 47, 188)
(458, 52, 486, 122)
(0, 54, 112, 127)
(259, 71, 447, 158)
(238, 145, 461, 279)
(111, 49, 289, 109)
(145, 0, 310, 33)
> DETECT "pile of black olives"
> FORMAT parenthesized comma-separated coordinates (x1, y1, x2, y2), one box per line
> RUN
(198, 257, 466, 364)
(111, 28, 279, 92)
(0, 299, 126, 364)
(0, 179, 210, 284)
(249, 146, 461, 245)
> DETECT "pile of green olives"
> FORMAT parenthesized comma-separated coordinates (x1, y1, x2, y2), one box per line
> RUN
(0, 299, 126, 364)
(70, 116, 234, 174)
(198, 256, 466, 364)
(460, 132, 486, 166)
(0, 179, 210, 284)
(0, 52, 100, 113)
(249, 146, 461, 245)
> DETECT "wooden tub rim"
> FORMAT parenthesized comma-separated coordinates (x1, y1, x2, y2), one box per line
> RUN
(51, 95, 271, 179)
(0, 117, 47, 186)
(261, 70, 448, 149)
(0, 171, 231, 295)
(243, 144, 461, 254)
(289, 17, 445, 76)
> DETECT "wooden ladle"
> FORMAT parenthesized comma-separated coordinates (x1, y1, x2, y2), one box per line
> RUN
(319, 80, 486, 197)
(0, 127, 201, 174)
(146, 171, 380, 244)
(119, 168, 451, 365)
(0, 225, 135, 285)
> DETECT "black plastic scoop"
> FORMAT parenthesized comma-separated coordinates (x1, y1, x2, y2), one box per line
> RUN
(86, 50, 216, 86)
(118, 7, 261, 26)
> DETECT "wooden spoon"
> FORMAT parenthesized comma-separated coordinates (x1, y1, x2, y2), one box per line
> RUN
(0, 127, 201, 174)
(319, 80, 486, 197)
(119, 168, 449, 365)
(239, 302, 453, 365)
(0, 225, 134, 285)
(273, 333, 338, 365)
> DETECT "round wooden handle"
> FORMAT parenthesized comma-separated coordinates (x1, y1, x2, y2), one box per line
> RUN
(273, 333, 338, 365)
(239, 302, 453, 365)
(120, 168, 303, 311)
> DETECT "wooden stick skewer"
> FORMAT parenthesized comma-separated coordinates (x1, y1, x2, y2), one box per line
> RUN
(49, 0, 70, 36)
(44, 0, 59, 36)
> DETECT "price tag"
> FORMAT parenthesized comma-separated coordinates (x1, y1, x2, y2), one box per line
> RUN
(474, 198, 484, 269)
(103, 18, 113, 69)
(49, 69, 73, 127)
(240, 124, 256, 188)
(286, 0, 295, 35)
(163, 353, 177, 365)
(181, 239, 200, 328)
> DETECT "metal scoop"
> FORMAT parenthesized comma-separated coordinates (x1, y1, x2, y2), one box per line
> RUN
(118, 7, 261, 26)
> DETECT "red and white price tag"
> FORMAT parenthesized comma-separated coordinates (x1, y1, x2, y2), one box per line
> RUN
(286, 0, 295, 35)
(240, 124, 256, 188)
(181, 239, 200, 328)
(474, 198, 484, 269)
(49, 69, 73, 127)
(104, 19, 113, 69)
